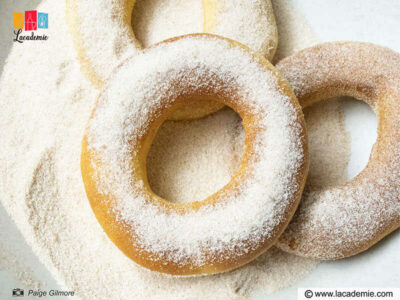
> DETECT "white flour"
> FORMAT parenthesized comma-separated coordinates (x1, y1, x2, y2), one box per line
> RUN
(0, 0, 350, 298)
(133, 0, 204, 47)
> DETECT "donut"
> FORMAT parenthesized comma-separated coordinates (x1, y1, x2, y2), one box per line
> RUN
(203, 0, 278, 60)
(81, 34, 308, 275)
(275, 42, 400, 260)
(66, 0, 278, 120)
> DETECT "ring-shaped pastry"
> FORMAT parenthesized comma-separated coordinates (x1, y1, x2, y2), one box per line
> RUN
(81, 35, 308, 275)
(276, 41, 400, 260)
(66, 0, 278, 120)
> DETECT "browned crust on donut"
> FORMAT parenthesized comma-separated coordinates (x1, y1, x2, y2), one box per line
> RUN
(275, 41, 400, 260)
(65, 0, 225, 120)
(81, 34, 309, 275)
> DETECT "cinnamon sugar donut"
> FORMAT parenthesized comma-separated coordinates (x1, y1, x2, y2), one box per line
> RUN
(81, 35, 308, 275)
(276, 42, 400, 260)
(66, 0, 277, 120)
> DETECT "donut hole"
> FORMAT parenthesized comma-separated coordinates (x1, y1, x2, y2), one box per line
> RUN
(131, 1, 224, 120)
(131, 0, 203, 47)
(146, 107, 245, 204)
(304, 97, 377, 190)
(342, 97, 378, 180)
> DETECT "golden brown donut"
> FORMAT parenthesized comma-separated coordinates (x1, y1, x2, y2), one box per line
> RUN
(81, 34, 308, 275)
(276, 41, 400, 260)
(66, 0, 278, 120)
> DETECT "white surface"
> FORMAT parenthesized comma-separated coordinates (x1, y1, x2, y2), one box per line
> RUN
(268, 1, 400, 299)
(0, 205, 62, 300)
(0, 1, 62, 299)
(343, 99, 378, 180)
(0, 0, 399, 299)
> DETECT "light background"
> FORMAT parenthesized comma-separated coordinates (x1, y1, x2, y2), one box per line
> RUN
(0, 0, 399, 299)
(270, 1, 400, 298)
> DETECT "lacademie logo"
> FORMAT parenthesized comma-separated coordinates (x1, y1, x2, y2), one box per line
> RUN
(13, 10, 49, 43)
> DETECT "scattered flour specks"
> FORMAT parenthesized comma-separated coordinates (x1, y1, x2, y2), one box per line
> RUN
(0, 0, 355, 298)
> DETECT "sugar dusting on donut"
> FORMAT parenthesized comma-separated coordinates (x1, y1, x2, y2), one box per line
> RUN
(74, 0, 142, 82)
(203, 0, 278, 60)
(132, 0, 203, 47)
(69, 0, 277, 85)
(85, 36, 306, 267)
(276, 42, 400, 259)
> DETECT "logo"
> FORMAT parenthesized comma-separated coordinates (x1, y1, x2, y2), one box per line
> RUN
(38, 13, 49, 29)
(13, 10, 49, 43)
(24, 10, 37, 31)
(13, 13, 24, 29)
(12, 288, 24, 297)
(304, 289, 313, 298)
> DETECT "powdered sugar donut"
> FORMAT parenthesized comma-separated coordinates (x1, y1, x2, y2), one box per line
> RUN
(66, 0, 277, 120)
(276, 42, 400, 260)
(203, 0, 278, 60)
(81, 35, 308, 275)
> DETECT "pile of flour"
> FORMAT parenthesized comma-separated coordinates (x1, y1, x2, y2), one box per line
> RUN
(0, 0, 349, 298)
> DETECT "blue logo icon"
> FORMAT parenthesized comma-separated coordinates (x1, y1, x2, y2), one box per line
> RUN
(37, 12, 48, 29)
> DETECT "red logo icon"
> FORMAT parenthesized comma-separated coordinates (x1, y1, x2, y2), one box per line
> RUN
(24, 10, 37, 31)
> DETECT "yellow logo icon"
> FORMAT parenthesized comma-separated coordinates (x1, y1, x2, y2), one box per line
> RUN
(13, 12, 24, 29)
